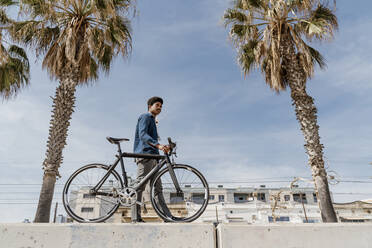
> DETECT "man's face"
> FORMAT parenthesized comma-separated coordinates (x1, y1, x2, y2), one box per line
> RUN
(149, 102, 162, 116)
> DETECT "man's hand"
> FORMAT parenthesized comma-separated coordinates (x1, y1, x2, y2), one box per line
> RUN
(156, 144, 170, 154)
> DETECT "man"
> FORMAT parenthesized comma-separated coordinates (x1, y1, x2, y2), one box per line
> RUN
(131, 96, 171, 222)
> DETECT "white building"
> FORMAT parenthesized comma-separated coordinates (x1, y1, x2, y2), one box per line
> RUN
(71, 185, 372, 223)
(334, 200, 372, 223)
(197, 185, 321, 224)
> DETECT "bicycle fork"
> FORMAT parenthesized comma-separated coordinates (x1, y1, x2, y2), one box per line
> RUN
(166, 156, 183, 196)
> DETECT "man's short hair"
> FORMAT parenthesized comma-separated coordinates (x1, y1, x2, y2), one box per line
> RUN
(147, 96, 163, 107)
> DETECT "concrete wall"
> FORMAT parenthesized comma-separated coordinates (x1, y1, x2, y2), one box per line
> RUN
(0, 223, 215, 248)
(2, 223, 372, 248)
(217, 223, 372, 248)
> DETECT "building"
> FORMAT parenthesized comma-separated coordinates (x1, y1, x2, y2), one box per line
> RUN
(113, 185, 322, 223)
(71, 185, 372, 223)
(196, 185, 322, 224)
(334, 200, 372, 223)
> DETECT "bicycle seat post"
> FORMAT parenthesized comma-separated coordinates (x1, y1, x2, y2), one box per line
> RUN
(117, 143, 128, 187)
(117, 142, 123, 155)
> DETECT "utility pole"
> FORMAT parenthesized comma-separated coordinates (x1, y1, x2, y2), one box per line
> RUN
(53, 202, 58, 223)
(300, 194, 308, 223)
(290, 178, 309, 223)
(215, 206, 219, 224)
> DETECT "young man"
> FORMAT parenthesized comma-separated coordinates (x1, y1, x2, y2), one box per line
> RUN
(131, 96, 171, 222)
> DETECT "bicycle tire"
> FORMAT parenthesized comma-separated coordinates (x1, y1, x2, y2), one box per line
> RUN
(150, 164, 209, 222)
(62, 163, 123, 223)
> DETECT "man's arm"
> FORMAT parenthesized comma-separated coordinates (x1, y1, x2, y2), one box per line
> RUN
(138, 115, 159, 146)
(138, 115, 170, 153)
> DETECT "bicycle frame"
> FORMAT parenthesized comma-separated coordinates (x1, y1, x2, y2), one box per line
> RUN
(91, 144, 183, 196)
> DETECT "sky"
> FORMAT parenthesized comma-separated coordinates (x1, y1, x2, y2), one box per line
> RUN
(0, 0, 372, 222)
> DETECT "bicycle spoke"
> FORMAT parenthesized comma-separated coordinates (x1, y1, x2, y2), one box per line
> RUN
(97, 196, 118, 205)
(189, 176, 199, 186)
(151, 165, 208, 222)
(63, 164, 122, 223)
(179, 168, 186, 186)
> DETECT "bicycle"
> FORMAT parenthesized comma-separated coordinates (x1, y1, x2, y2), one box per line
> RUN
(62, 137, 209, 223)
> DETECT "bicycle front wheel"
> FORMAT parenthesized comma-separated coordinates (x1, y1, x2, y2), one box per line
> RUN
(150, 164, 209, 222)
(62, 164, 123, 223)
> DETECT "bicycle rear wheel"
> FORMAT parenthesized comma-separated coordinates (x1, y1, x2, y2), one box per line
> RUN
(62, 164, 123, 223)
(150, 164, 209, 222)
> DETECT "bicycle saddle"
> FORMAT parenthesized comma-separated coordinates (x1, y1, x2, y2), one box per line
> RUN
(106, 137, 130, 144)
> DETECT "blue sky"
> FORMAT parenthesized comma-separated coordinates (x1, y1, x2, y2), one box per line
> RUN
(0, 0, 371, 222)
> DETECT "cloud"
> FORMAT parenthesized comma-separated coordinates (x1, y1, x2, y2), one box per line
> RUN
(315, 16, 372, 93)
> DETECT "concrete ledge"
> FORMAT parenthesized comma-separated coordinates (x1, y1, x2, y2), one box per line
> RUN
(217, 223, 372, 248)
(0, 223, 215, 248)
(3, 223, 372, 248)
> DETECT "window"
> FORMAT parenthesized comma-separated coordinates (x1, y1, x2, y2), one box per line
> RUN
(83, 193, 95, 199)
(257, 193, 266, 202)
(304, 219, 320, 223)
(284, 195, 290, 201)
(209, 195, 215, 200)
(191, 193, 205, 204)
(218, 195, 225, 202)
(293, 193, 307, 204)
(234, 193, 253, 203)
(170, 193, 183, 204)
(268, 216, 290, 222)
(313, 193, 317, 203)
(341, 218, 365, 223)
(81, 207, 94, 213)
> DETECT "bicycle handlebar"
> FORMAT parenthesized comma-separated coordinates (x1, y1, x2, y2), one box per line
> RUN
(167, 137, 176, 150)
(148, 137, 176, 155)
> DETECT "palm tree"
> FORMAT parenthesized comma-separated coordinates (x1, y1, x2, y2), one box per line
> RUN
(224, 0, 338, 222)
(12, 0, 133, 222)
(0, 1, 30, 99)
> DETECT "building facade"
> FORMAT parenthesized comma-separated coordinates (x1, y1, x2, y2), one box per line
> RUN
(71, 185, 372, 223)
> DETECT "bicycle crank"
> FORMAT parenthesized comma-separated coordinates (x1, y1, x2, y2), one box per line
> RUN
(118, 187, 138, 207)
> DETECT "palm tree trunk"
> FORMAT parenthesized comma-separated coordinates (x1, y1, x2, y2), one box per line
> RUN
(281, 35, 338, 222)
(34, 74, 77, 223)
(34, 171, 57, 222)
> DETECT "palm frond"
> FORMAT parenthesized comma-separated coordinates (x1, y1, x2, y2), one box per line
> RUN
(224, 8, 249, 26)
(306, 44, 326, 69)
(293, 4, 338, 41)
(0, 45, 30, 99)
(224, 0, 336, 89)
(97, 45, 113, 73)
(287, 0, 315, 13)
(0, 8, 11, 24)
(0, 2, 30, 100)
(234, 0, 267, 10)
(14, 0, 134, 84)
(238, 40, 259, 76)
(0, 0, 17, 7)
(8, 45, 29, 67)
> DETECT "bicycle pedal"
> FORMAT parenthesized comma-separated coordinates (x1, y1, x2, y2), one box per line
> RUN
(136, 201, 144, 207)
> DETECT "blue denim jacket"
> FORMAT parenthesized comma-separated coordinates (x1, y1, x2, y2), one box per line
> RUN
(133, 113, 159, 154)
